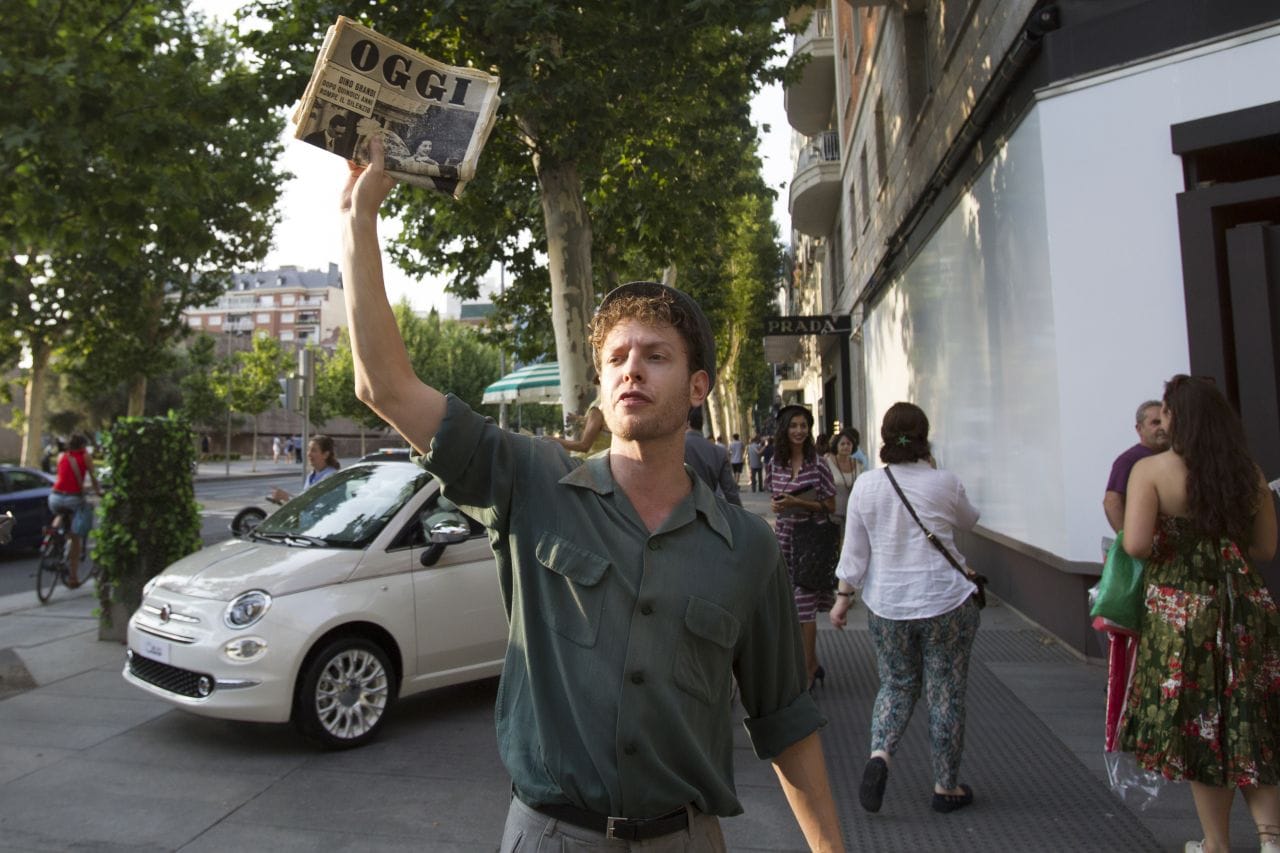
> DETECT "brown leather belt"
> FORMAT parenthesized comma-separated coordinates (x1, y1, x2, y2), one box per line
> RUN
(521, 795, 690, 841)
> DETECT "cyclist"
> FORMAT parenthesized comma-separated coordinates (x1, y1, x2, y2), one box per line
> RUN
(47, 433, 102, 588)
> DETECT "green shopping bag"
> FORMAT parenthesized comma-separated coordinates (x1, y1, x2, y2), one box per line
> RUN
(1089, 530, 1145, 636)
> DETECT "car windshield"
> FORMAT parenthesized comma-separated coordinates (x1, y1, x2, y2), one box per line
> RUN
(253, 462, 430, 549)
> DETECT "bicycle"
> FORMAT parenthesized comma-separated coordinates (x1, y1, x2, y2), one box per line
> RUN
(36, 509, 97, 603)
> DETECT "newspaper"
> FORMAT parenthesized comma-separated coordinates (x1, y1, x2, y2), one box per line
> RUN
(291, 16, 501, 198)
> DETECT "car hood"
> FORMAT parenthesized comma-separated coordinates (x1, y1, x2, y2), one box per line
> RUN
(152, 539, 363, 600)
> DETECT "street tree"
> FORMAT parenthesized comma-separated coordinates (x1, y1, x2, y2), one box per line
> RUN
(245, 0, 794, 421)
(229, 335, 293, 470)
(315, 302, 502, 450)
(177, 334, 229, 437)
(0, 0, 287, 464)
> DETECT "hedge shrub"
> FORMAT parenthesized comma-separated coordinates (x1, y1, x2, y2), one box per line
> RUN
(94, 414, 203, 627)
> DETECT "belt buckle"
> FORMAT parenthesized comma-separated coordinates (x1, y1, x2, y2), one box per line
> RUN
(605, 816, 629, 841)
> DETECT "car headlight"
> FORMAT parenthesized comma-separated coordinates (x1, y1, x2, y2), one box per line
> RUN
(224, 590, 272, 629)
(223, 637, 268, 662)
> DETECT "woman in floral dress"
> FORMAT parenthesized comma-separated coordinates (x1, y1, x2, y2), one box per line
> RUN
(1121, 375, 1280, 853)
(768, 404, 836, 689)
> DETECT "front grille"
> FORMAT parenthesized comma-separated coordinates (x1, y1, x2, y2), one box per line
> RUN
(128, 654, 211, 698)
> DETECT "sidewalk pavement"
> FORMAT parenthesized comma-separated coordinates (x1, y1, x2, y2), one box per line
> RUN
(0, 488, 1261, 850)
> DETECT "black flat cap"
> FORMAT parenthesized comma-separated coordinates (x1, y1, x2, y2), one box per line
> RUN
(597, 280, 717, 391)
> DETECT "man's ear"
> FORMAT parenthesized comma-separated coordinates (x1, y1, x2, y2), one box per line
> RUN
(688, 370, 710, 408)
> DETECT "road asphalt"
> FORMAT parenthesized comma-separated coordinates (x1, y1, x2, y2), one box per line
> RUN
(0, 472, 1265, 851)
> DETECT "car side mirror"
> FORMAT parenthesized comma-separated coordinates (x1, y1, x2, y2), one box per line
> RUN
(420, 543, 446, 567)
(428, 520, 469, 544)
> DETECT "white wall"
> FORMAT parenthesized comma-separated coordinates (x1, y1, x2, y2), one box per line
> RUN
(865, 108, 1064, 552)
(1038, 25, 1280, 560)
(863, 25, 1280, 562)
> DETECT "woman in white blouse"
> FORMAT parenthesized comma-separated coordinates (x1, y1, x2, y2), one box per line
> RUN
(829, 402, 981, 816)
(824, 429, 862, 524)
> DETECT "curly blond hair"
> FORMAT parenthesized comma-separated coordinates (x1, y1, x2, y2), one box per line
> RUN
(588, 291, 706, 379)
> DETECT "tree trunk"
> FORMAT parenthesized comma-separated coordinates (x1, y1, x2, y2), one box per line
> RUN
(533, 154, 595, 421)
(20, 337, 51, 467)
(251, 414, 258, 472)
(126, 375, 147, 417)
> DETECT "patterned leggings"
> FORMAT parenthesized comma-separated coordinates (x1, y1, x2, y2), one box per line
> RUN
(867, 598, 980, 790)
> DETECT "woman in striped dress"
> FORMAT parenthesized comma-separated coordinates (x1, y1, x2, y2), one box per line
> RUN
(768, 404, 837, 689)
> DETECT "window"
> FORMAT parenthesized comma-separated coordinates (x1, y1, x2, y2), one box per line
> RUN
(281, 312, 295, 323)
(848, 184, 859, 253)
(188, 316, 202, 326)
(874, 96, 888, 192)
(282, 294, 296, 306)
(858, 145, 870, 227)
(903, 9, 930, 119)
(7, 470, 49, 492)
(280, 331, 294, 341)
(208, 315, 222, 326)
(256, 313, 270, 323)
(259, 295, 274, 307)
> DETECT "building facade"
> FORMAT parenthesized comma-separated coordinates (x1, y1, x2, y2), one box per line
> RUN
(780, 0, 1280, 654)
(182, 264, 347, 347)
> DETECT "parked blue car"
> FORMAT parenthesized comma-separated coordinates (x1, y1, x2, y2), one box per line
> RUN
(0, 465, 55, 551)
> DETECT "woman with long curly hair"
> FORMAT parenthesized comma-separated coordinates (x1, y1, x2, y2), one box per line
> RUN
(767, 404, 837, 689)
(1121, 375, 1280, 853)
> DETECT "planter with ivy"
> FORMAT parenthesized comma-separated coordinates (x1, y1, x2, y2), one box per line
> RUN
(93, 415, 203, 641)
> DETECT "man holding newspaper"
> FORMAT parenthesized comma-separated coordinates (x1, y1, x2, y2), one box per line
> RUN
(337, 137, 844, 851)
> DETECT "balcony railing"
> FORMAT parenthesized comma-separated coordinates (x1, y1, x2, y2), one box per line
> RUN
(797, 131, 840, 171)
(793, 7, 832, 50)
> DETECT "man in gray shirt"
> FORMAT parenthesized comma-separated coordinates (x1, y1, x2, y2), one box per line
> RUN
(685, 406, 742, 507)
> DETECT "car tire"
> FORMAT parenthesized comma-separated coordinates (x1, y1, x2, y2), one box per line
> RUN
(230, 507, 267, 538)
(294, 636, 396, 749)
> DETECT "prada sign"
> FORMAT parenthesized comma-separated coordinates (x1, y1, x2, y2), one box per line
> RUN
(763, 315, 852, 336)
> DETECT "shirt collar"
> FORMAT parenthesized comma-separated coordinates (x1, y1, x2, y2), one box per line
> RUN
(558, 453, 735, 548)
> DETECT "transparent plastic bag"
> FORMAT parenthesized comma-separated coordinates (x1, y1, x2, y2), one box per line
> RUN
(1103, 750, 1167, 811)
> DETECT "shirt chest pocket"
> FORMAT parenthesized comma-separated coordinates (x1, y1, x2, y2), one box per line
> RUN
(673, 596, 740, 705)
(535, 532, 610, 648)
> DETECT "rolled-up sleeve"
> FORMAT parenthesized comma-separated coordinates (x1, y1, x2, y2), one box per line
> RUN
(734, 552, 825, 759)
(415, 394, 519, 531)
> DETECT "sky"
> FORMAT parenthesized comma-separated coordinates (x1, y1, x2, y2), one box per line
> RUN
(193, 2, 793, 313)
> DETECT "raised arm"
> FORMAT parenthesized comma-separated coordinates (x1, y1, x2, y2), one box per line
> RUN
(340, 137, 446, 454)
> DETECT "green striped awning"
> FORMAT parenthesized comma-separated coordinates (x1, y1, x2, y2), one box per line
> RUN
(482, 362, 561, 405)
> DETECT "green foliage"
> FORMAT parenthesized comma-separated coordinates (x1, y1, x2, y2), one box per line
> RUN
(1, 0, 288, 438)
(244, 0, 795, 416)
(92, 414, 203, 623)
(177, 334, 227, 431)
(230, 335, 292, 417)
(315, 302, 504, 428)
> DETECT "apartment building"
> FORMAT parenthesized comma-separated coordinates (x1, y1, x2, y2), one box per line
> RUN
(182, 264, 347, 348)
(780, 0, 1280, 654)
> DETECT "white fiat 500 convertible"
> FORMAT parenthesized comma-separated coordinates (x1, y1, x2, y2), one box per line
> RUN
(123, 459, 506, 748)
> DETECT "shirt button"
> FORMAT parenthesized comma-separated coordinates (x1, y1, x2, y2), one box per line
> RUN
(640, 603, 654, 616)
(624, 744, 638, 756)
(630, 671, 645, 685)
(648, 541, 660, 551)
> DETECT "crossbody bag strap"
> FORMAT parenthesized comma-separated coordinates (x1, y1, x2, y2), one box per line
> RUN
(884, 465, 971, 581)
(66, 452, 85, 489)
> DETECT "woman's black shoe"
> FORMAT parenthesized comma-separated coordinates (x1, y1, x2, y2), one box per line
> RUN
(859, 756, 888, 812)
(931, 784, 974, 813)
(809, 665, 825, 691)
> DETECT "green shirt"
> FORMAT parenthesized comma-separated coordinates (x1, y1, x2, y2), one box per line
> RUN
(420, 395, 824, 819)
